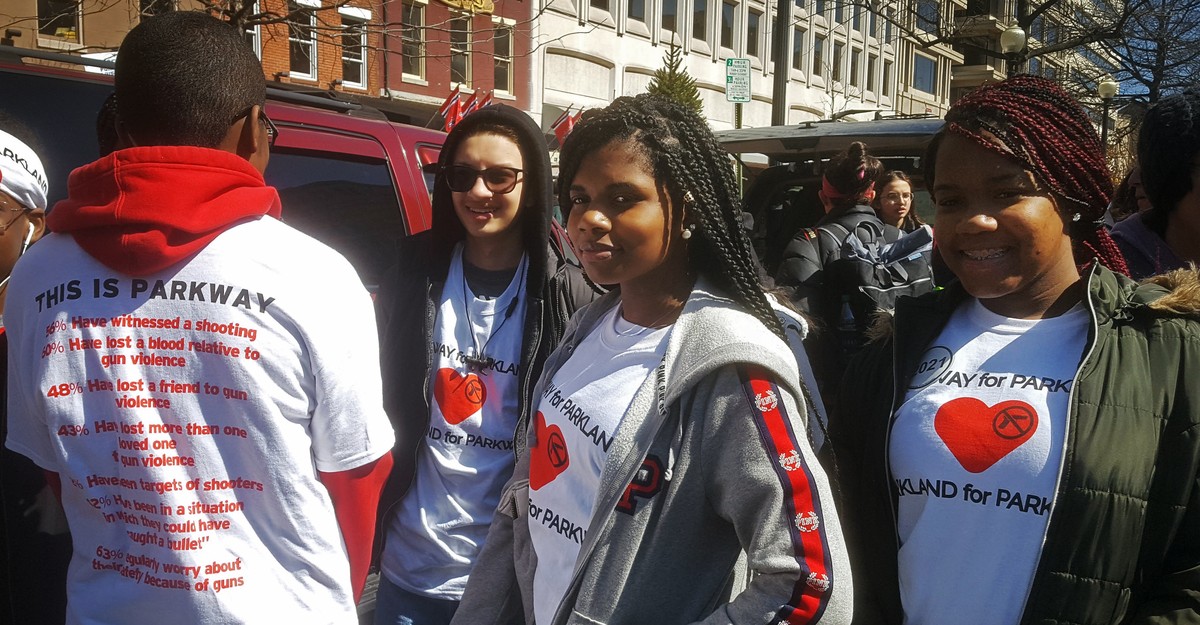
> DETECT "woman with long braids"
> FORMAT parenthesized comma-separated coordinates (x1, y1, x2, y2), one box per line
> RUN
(452, 94, 851, 625)
(833, 75, 1200, 624)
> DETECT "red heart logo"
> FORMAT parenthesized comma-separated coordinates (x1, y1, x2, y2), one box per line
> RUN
(529, 411, 569, 491)
(934, 397, 1038, 473)
(433, 368, 486, 425)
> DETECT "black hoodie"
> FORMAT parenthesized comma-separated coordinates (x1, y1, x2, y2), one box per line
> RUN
(372, 104, 597, 563)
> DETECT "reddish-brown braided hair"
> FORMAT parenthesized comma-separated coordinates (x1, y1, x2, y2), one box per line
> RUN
(925, 75, 1130, 276)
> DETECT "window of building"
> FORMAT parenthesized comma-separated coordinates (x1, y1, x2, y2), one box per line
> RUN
(629, 0, 646, 22)
(883, 59, 892, 96)
(747, 7, 762, 58)
(813, 34, 825, 77)
(832, 41, 844, 81)
(916, 0, 939, 34)
(38, 0, 79, 40)
(694, 0, 709, 42)
(852, 5, 861, 31)
(450, 13, 472, 86)
(867, 52, 878, 90)
(834, 0, 844, 22)
(885, 14, 892, 41)
(240, 1, 261, 59)
(815, 0, 825, 14)
(913, 53, 937, 94)
(663, 0, 678, 34)
(493, 19, 514, 93)
(341, 16, 367, 88)
(850, 48, 861, 87)
(1045, 20, 1060, 44)
(869, 8, 877, 37)
(721, 0, 736, 49)
(288, 1, 318, 79)
(591, 0, 610, 11)
(401, 1, 425, 79)
(792, 27, 805, 70)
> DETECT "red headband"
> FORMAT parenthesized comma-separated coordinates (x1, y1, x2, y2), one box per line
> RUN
(822, 175, 873, 201)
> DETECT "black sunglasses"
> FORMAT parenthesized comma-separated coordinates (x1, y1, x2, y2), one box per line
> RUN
(232, 106, 278, 147)
(444, 165, 523, 194)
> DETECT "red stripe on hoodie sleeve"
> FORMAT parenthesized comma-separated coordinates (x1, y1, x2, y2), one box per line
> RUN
(741, 366, 833, 624)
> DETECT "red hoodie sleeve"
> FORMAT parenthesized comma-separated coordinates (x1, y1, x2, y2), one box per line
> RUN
(44, 471, 62, 500)
(318, 451, 394, 603)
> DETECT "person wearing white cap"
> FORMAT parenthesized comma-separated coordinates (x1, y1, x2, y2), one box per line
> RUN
(0, 121, 64, 625)
(0, 126, 48, 316)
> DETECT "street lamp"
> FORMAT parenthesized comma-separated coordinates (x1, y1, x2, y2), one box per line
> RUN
(999, 24, 1027, 77)
(1098, 77, 1119, 156)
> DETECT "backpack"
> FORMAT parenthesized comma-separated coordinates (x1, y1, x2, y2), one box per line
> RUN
(810, 218, 935, 361)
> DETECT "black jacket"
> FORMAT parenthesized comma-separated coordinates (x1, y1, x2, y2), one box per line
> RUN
(372, 105, 597, 560)
(774, 204, 900, 315)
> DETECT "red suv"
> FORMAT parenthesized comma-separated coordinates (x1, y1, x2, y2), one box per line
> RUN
(0, 45, 444, 293)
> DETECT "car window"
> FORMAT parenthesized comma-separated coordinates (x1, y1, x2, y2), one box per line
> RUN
(0, 68, 111, 206)
(268, 149, 403, 293)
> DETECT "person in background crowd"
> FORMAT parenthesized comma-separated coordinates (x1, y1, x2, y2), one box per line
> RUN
(1106, 167, 1151, 226)
(774, 141, 895, 314)
(834, 74, 1200, 625)
(1112, 90, 1200, 278)
(872, 170, 927, 233)
(0, 119, 68, 625)
(5, 12, 395, 623)
(451, 93, 851, 625)
(372, 104, 596, 625)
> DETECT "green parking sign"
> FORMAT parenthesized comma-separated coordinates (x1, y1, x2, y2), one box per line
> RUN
(726, 58, 751, 103)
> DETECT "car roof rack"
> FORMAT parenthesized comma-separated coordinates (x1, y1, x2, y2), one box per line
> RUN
(0, 42, 386, 119)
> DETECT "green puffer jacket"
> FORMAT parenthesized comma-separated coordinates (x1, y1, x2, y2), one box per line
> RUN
(832, 264, 1200, 624)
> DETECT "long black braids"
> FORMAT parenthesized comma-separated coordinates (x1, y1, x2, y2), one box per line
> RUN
(557, 93, 786, 341)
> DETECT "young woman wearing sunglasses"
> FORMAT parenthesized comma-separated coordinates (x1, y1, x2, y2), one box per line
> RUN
(372, 105, 597, 625)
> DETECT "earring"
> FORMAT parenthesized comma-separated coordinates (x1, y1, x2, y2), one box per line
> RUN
(681, 223, 696, 240)
(683, 191, 696, 205)
(1072, 212, 1082, 222)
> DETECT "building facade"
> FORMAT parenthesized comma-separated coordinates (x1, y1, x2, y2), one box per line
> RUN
(380, 0, 535, 120)
(527, 0, 962, 133)
(3, 0, 1119, 135)
(2, 1, 387, 98)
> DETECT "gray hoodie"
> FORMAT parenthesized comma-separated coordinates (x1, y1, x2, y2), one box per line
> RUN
(452, 280, 852, 625)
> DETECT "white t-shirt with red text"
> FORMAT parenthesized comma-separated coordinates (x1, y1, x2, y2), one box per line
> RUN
(890, 299, 1087, 625)
(381, 246, 528, 598)
(5, 219, 395, 625)
(528, 306, 670, 625)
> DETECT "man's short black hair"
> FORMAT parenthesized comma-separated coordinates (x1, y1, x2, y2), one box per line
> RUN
(115, 11, 265, 148)
(1138, 90, 1200, 215)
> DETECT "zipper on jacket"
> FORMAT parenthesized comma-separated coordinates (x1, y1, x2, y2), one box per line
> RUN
(513, 301, 544, 459)
(885, 328, 902, 554)
(1016, 266, 1099, 622)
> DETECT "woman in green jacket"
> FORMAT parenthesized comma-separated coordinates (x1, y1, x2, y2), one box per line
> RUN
(833, 74, 1200, 624)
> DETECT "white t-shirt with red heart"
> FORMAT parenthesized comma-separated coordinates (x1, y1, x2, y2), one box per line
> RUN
(527, 306, 670, 625)
(380, 246, 528, 598)
(889, 298, 1087, 625)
